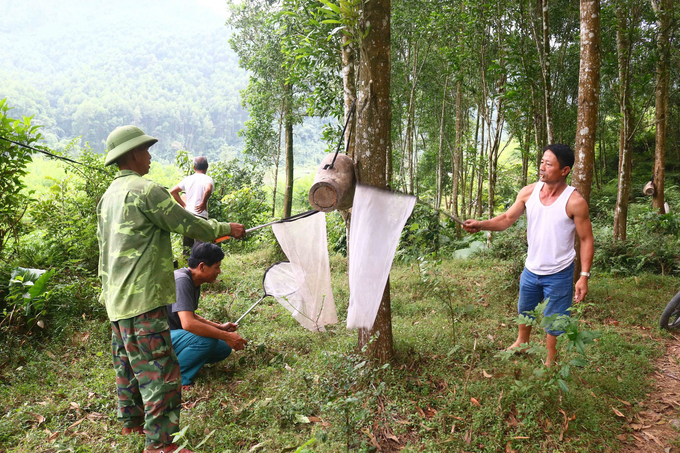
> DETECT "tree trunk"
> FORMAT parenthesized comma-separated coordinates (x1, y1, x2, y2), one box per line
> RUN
(468, 111, 480, 218)
(531, 0, 555, 144)
(436, 74, 449, 210)
(452, 80, 463, 222)
(613, 2, 634, 241)
(282, 84, 294, 219)
(272, 97, 285, 216)
(340, 32, 357, 256)
(521, 126, 531, 186)
(355, 0, 393, 363)
(477, 108, 485, 218)
(650, 0, 672, 213)
(343, 34, 357, 159)
(572, 0, 601, 205)
(572, 0, 601, 276)
(405, 47, 417, 195)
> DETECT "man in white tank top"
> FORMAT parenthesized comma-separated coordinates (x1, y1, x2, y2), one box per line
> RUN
(463, 144, 594, 367)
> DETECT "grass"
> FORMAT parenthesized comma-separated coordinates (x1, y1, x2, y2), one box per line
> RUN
(0, 247, 677, 452)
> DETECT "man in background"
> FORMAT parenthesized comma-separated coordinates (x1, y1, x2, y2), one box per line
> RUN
(167, 242, 247, 389)
(170, 156, 215, 252)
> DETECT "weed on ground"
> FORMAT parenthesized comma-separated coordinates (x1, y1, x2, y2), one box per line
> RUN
(0, 248, 677, 452)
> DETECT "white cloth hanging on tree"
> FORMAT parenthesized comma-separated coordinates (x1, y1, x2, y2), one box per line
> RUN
(272, 211, 338, 331)
(347, 185, 416, 330)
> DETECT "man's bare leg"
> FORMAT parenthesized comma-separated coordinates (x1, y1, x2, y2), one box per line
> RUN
(545, 334, 558, 367)
(507, 324, 532, 352)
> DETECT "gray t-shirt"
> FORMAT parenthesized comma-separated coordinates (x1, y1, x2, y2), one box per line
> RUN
(167, 268, 201, 330)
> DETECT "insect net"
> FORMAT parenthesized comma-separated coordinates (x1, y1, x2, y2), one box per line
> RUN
(347, 185, 416, 330)
(269, 211, 338, 331)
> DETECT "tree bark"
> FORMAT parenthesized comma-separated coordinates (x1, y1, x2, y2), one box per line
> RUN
(572, 0, 601, 205)
(468, 111, 480, 218)
(355, 0, 393, 363)
(452, 80, 463, 221)
(340, 32, 358, 257)
(531, 0, 555, 144)
(521, 126, 531, 186)
(650, 0, 672, 213)
(343, 34, 357, 160)
(272, 97, 285, 216)
(282, 83, 294, 219)
(436, 74, 449, 210)
(405, 46, 417, 195)
(613, 1, 635, 241)
(477, 108, 485, 218)
(572, 0, 601, 276)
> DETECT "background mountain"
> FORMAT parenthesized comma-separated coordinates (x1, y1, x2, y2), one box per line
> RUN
(0, 0, 324, 164)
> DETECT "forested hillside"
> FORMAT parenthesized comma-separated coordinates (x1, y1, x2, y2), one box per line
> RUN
(0, 0, 250, 161)
(0, 0, 326, 165)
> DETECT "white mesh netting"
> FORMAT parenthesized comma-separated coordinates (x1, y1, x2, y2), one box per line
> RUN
(271, 211, 338, 331)
(347, 185, 416, 330)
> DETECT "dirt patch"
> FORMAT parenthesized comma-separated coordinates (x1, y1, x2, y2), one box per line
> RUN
(620, 339, 680, 452)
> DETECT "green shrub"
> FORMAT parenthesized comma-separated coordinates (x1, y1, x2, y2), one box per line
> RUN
(24, 146, 114, 271)
(1, 267, 55, 335)
(594, 208, 680, 276)
(325, 211, 347, 256)
(397, 203, 465, 260)
(0, 99, 41, 260)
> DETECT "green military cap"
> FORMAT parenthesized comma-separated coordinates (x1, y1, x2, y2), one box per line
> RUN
(104, 125, 158, 166)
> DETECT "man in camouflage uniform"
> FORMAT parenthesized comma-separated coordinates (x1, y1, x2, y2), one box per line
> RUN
(97, 125, 245, 453)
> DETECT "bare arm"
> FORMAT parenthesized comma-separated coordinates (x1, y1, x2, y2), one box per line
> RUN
(193, 313, 238, 332)
(177, 311, 247, 350)
(568, 192, 594, 303)
(170, 185, 186, 208)
(195, 182, 213, 213)
(463, 184, 535, 233)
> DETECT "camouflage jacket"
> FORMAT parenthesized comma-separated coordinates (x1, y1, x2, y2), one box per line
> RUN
(97, 170, 231, 321)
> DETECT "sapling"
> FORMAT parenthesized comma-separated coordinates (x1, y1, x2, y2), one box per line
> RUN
(497, 299, 600, 394)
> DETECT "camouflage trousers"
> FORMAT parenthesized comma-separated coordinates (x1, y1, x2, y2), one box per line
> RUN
(111, 306, 182, 449)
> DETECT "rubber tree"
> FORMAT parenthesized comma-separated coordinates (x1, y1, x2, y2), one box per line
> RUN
(355, 0, 393, 362)
(613, 0, 643, 241)
(572, 0, 601, 276)
(650, 0, 673, 213)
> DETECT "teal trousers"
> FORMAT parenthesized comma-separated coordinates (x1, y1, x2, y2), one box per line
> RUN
(170, 329, 232, 385)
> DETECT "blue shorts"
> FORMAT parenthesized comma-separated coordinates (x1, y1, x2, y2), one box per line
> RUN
(517, 262, 575, 336)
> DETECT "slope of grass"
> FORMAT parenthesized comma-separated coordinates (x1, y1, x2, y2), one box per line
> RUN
(0, 247, 677, 452)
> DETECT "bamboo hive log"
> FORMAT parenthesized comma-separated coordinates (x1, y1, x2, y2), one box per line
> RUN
(308, 153, 356, 212)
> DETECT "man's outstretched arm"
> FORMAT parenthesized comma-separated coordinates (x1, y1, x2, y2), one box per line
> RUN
(463, 184, 535, 233)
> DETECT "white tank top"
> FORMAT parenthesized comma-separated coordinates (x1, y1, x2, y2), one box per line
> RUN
(525, 181, 576, 275)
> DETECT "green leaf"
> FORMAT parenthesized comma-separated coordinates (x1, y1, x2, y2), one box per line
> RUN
(28, 269, 55, 299)
(317, 0, 342, 14)
(171, 425, 189, 442)
(195, 429, 216, 448)
(569, 357, 587, 367)
(557, 379, 569, 393)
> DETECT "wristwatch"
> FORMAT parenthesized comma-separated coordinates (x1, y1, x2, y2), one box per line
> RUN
(580, 271, 591, 279)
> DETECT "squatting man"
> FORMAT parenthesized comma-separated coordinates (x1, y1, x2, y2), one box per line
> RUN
(463, 144, 594, 367)
(167, 242, 248, 389)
